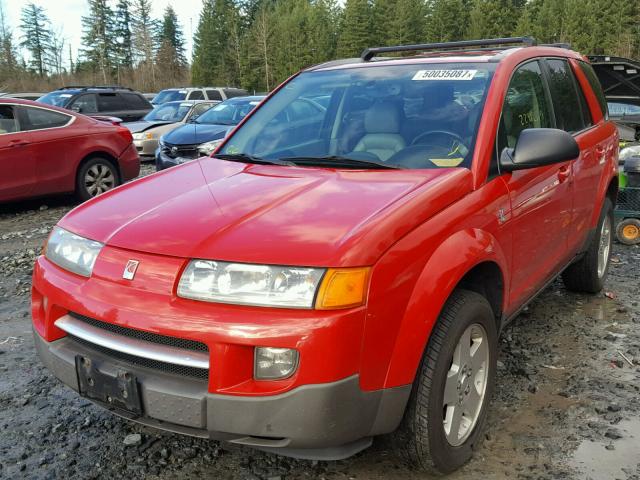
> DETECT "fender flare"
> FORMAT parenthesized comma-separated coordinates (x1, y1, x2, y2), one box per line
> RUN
(382, 228, 509, 388)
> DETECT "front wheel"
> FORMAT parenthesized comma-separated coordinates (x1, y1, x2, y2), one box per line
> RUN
(562, 198, 613, 293)
(76, 157, 120, 201)
(395, 289, 497, 475)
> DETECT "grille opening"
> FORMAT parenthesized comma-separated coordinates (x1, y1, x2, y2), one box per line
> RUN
(69, 335, 209, 380)
(69, 312, 208, 352)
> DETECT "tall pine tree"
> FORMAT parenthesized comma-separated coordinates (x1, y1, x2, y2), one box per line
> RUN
(337, 0, 372, 57)
(156, 6, 186, 81)
(114, 0, 133, 69)
(81, 0, 115, 83)
(20, 3, 53, 77)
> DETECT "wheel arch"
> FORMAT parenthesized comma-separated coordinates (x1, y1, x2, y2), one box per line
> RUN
(380, 228, 508, 389)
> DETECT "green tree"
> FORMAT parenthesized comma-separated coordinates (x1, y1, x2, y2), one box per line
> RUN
(114, 0, 134, 68)
(192, 0, 218, 85)
(81, 0, 115, 82)
(425, 0, 469, 42)
(387, 0, 425, 45)
(0, 0, 18, 76)
(156, 5, 186, 75)
(19, 2, 53, 77)
(337, 0, 372, 57)
(468, 0, 519, 39)
(131, 0, 159, 88)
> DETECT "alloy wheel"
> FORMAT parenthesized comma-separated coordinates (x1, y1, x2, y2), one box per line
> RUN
(443, 323, 490, 446)
(597, 215, 611, 278)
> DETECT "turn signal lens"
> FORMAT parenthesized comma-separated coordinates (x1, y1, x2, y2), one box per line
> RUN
(315, 267, 370, 310)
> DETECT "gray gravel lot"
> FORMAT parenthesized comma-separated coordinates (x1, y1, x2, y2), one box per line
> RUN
(1, 165, 639, 479)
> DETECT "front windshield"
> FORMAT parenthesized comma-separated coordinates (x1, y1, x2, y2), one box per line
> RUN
(219, 63, 495, 169)
(38, 91, 77, 107)
(144, 102, 191, 122)
(608, 101, 640, 117)
(195, 100, 261, 125)
(153, 90, 187, 104)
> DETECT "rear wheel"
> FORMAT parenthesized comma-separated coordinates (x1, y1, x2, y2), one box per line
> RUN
(616, 218, 640, 245)
(562, 198, 613, 293)
(396, 289, 497, 475)
(76, 157, 120, 201)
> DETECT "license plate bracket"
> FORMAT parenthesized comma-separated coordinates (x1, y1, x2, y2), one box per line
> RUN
(75, 355, 142, 416)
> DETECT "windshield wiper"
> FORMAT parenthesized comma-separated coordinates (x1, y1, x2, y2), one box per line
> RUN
(280, 156, 404, 170)
(214, 153, 295, 166)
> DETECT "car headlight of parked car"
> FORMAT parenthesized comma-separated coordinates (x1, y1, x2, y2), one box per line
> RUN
(197, 139, 224, 156)
(177, 260, 370, 309)
(45, 227, 104, 277)
(133, 131, 157, 141)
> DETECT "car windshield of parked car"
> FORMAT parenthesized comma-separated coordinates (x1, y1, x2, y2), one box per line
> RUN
(218, 63, 495, 169)
(38, 91, 77, 107)
(194, 100, 260, 125)
(153, 90, 187, 104)
(144, 102, 191, 122)
(608, 101, 640, 117)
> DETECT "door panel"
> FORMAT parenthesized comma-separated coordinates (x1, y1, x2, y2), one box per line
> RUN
(498, 60, 575, 309)
(0, 105, 35, 201)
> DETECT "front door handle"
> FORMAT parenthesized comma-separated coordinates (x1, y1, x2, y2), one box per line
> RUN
(8, 139, 29, 147)
(557, 165, 571, 183)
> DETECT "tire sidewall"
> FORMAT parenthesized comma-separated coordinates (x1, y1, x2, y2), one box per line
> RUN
(616, 218, 640, 246)
(76, 157, 119, 202)
(423, 294, 498, 473)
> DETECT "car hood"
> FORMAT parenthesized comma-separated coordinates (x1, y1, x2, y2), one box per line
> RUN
(59, 159, 473, 266)
(163, 123, 232, 144)
(124, 120, 174, 133)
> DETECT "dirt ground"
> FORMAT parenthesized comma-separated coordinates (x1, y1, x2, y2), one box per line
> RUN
(1, 164, 639, 480)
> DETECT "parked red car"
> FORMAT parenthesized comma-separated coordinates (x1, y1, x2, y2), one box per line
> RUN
(0, 99, 139, 203)
(32, 38, 618, 474)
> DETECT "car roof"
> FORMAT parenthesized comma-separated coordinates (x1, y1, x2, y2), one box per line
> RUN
(305, 38, 585, 73)
(0, 97, 84, 115)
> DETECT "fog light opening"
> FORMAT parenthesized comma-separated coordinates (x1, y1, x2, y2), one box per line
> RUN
(254, 347, 299, 380)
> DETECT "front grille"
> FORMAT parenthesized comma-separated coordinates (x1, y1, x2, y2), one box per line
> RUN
(69, 312, 208, 352)
(161, 142, 200, 159)
(617, 187, 640, 211)
(68, 335, 209, 380)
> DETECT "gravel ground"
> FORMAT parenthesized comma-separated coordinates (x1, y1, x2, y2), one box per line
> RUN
(1, 165, 639, 479)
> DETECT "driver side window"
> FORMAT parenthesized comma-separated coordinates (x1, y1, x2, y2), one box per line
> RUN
(498, 61, 552, 153)
(70, 94, 98, 114)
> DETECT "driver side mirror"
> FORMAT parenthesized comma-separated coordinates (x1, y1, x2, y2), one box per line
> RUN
(71, 104, 82, 113)
(499, 128, 579, 172)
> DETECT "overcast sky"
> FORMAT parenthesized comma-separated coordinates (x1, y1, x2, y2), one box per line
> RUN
(5, 0, 202, 64)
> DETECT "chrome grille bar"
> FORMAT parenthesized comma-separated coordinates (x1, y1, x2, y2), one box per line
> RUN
(54, 315, 209, 370)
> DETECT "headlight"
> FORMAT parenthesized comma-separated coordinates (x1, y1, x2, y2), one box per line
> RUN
(177, 261, 371, 309)
(177, 260, 325, 308)
(45, 226, 103, 277)
(197, 139, 223, 156)
(132, 132, 143, 140)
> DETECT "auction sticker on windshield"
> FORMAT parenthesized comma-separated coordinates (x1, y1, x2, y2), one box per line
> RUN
(412, 69, 477, 81)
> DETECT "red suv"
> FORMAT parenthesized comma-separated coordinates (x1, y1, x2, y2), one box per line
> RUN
(0, 99, 139, 203)
(31, 38, 617, 474)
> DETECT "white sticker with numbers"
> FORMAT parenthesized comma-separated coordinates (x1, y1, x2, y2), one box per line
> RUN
(412, 69, 477, 81)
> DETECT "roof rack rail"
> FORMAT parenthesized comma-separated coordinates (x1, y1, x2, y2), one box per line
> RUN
(541, 42, 572, 49)
(361, 37, 537, 61)
(57, 85, 133, 91)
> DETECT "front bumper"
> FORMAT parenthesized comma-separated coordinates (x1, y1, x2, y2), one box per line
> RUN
(154, 147, 200, 171)
(31, 253, 411, 458)
(134, 138, 158, 157)
(33, 329, 409, 458)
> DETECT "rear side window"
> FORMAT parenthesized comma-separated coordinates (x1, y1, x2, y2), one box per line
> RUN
(188, 90, 204, 100)
(578, 61, 609, 119)
(22, 107, 70, 130)
(97, 93, 126, 112)
(499, 61, 552, 150)
(206, 89, 222, 101)
(545, 59, 586, 133)
(70, 94, 98, 113)
(121, 93, 151, 109)
(0, 105, 18, 133)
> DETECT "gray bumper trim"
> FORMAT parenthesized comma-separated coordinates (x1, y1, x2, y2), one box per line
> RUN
(34, 329, 411, 460)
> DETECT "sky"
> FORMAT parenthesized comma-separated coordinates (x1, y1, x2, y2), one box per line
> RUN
(4, 0, 203, 64)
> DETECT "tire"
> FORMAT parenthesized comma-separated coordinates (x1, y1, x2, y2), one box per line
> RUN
(395, 289, 497, 475)
(615, 218, 640, 246)
(562, 198, 613, 293)
(76, 157, 120, 202)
